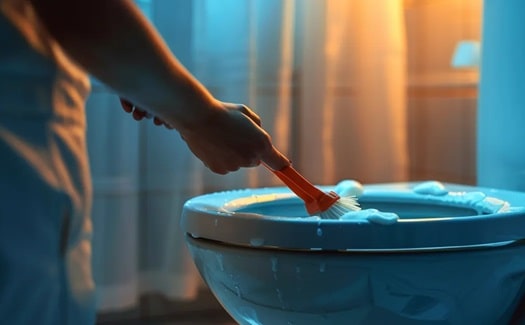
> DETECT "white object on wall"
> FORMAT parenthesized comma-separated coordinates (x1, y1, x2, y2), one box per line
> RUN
(451, 40, 480, 68)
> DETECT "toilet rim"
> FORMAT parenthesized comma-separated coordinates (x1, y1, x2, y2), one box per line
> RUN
(181, 182, 525, 252)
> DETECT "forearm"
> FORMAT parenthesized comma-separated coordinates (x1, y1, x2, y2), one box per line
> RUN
(29, 0, 215, 131)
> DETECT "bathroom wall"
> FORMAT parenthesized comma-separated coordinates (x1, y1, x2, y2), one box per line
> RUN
(404, 0, 482, 185)
(478, 0, 525, 191)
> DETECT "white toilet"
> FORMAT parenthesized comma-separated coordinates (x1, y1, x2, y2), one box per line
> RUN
(181, 181, 525, 324)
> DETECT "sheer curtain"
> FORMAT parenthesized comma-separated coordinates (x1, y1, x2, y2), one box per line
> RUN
(191, 0, 295, 191)
(298, 0, 407, 183)
(88, 0, 407, 313)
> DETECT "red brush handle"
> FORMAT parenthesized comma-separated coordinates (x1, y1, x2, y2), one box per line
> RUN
(270, 165, 325, 201)
(263, 164, 339, 214)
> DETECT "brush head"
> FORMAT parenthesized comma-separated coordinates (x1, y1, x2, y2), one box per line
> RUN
(319, 195, 361, 219)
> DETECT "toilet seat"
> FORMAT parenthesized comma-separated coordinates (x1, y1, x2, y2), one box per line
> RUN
(181, 182, 525, 252)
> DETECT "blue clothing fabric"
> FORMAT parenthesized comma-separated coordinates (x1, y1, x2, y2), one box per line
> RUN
(0, 0, 95, 324)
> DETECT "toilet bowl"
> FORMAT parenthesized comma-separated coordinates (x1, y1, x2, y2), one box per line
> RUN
(181, 181, 525, 324)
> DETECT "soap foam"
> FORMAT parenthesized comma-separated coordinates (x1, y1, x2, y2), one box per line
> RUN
(413, 181, 513, 214)
(330, 180, 518, 225)
(413, 181, 448, 196)
(334, 180, 364, 197)
(334, 180, 399, 225)
(340, 209, 398, 225)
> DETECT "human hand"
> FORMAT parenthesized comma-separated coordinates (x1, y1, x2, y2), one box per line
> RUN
(178, 101, 290, 174)
(120, 98, 173, 129)
(119, 98, 290, 174)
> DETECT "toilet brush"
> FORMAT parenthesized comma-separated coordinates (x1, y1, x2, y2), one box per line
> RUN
(263, 163, 360, 219)
(119, 98, 359, 219)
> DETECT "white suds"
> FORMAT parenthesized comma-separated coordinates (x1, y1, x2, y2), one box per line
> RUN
(340, 209, 399, 225)
(329, 180, 519, 224)
(413, 181, 513, 214)
(413, 181, 448, 196)
(334, 180, 399, 224)
(334, 180, 364, 197)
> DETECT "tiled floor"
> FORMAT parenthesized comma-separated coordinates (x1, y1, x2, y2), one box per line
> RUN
(96, 289, 525, 325)
(97, 311, 235, 325)
(97, 311, 236, 324)
(96, 290, 236, 325)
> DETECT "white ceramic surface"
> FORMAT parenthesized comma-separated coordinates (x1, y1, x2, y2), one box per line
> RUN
(181, 182, 525, 324)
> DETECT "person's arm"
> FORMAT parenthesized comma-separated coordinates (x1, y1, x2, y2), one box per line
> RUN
(29, 0, 289, 174)
(30, 0, 209, 129)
